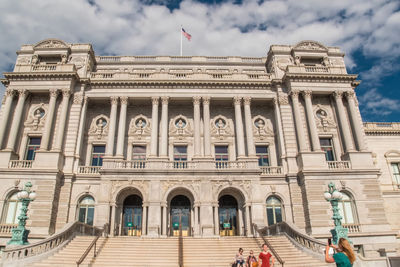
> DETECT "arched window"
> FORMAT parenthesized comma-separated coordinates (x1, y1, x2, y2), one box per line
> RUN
(1, 192, 22, 224)
(77, 196, 95, 226)
(266, 196, 284, 226)
(338, 192, 358, 224)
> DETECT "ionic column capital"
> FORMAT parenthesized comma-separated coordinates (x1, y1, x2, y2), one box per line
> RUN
(345, 91, 355, 99)
(151, 96, 159, 105)
(202, 96, 210, 105)
(302, 90, 312, 99)
(333, 90, 344, 99)
(110, 96, 119, 105)
(120, 96, 129, 105)
(17, 89, 28, 98)
(49, 89, 59, 98)
(233, 96, 242, 105)
(243, 96, 251, 105)
(161, 96, 169, 105)
(193, 96, 201, 105)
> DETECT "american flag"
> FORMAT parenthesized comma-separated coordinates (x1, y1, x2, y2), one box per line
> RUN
(181, 28, 192, 41)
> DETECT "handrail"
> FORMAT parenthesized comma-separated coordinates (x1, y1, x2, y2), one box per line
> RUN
(257, 222, 326, 256)
(253, 223, 285, 266)
(2, 221, 103, 263)
(76, 223, 108, 266)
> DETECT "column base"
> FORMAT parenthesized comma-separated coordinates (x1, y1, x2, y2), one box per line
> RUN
(201, 224, 215, 237)
(297, 151, 326, 171)
(34, 151, 63, 170)
(0, 150, 18, 168)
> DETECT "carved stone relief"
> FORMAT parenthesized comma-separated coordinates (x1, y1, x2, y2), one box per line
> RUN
(129, 114, 151, 139)
(211, 115, 233, 139)
(24, 104, 47, 131)
(252, 115, 274, 140)
(169, 115, 192, 139)
(88, 114, 109, 139)
(314, 104, 336, 132)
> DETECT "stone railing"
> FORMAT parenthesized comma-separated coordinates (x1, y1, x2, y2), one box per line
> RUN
(77, 166, 101, 174)
(95, 55, 266, 63)
(327, 161, 351, 170)
(364, 122, 400, 135)
(343, 223, 361, 233)
(8, 160, 34, 169)
(256, 222, 326, 258)
(102, 160, 146, 169)
(286, 65, 347, 75)
(215, 160, 250, 169)
(1, 221, 105, 264)
(0, 224, 17, 234)
(253, 223, 285, 266)
(13, 64, 76, 73)
(260, 166, 283, 175)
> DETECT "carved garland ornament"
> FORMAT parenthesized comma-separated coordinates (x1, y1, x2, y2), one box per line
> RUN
(314, 104, 336, 132)
(252, 115, 274, 140)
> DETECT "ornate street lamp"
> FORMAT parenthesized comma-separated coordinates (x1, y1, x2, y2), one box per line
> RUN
(324, 181, 349, 245)
(7, 181, 37, 246)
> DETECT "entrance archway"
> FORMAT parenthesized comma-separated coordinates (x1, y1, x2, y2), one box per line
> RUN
(218, 195, 238, 236)
(170, 195, 191, 236)
(122, 195, 143, 236)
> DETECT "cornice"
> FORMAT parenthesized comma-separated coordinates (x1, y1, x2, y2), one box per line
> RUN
(89, 79, 272, 89)
(283, 73, 358, 83)
(3, 72, 79, 81)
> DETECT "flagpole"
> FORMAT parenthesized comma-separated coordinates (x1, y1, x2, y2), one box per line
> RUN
(180, 25, 183, 56)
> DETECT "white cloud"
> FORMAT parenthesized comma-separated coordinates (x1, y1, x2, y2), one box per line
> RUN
(358, 88, 400, 117)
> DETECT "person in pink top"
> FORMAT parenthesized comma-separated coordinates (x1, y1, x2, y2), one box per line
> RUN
(258, 243, 275, 267)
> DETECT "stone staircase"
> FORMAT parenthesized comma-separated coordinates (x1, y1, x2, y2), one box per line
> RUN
(265, 235, 330, 267)
(32, 235, 104, 267)
(30, 235, 329, 267)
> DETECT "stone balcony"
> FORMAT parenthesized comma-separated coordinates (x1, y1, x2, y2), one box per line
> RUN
(76, 160, 284, 176)
(8, 160, 33, 169)
(286, 65, 347, 75)
(12, 64, 77, 73)
(0, 224, 17, 235)
(327, 161, 351, 170)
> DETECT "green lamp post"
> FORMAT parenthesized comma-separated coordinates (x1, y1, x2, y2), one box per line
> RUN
(324, 181, 349, 245)
(7, 182, 36, 246)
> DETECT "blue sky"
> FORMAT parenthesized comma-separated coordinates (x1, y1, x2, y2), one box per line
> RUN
(0, 0, 399, 122)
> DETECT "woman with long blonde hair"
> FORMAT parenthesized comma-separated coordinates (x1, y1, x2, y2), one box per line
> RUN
(325, 238, 356, 266)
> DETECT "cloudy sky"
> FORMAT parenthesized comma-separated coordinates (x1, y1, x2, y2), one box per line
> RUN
(0, 0, 399, 122)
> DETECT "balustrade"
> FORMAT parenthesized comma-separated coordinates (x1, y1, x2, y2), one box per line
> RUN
(327, 161, 351, 170)
(8, 160, 33, 169)
(0, 224, 17, 234)
(343, 223, 361, 233)
(260, 166, 283, 175)
(77, 166, 101, 174)
(1, 222, 106, 263)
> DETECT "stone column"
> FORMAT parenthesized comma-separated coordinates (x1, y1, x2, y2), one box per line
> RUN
(162, 204, 167, 236)
(142, 204, 147, 236)
(54, 89, 71, 151)
(194, 204, 199, 236)
(233, 97, 246, 158)
(0, 89, 15, 149)
(193, 96, 202, 157)
(302, 90, 321, 151)
(333, 91, 355, 152)
(116, 97, 128, 157)
(243, 97, 256, 156)
(150, 97, 159, 156)
(110, 204, 116, 236)
(290, 90, 307, 152)
(40, 89, 59, 150)
(273, 97, 286, 161)
(160, 97, 169, 157)
(105, 96, 118, 156)
(245, 205, 251, 236)
(238, 208, 243, 236)
(6, 89, 28, 151)
(74, 96, 88, 159)
(346, 91, 366, 151)
(202, 97, 211, 157)
(214, 205, 219, 235)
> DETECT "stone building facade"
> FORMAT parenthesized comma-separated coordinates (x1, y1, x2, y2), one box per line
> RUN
(0, 39, 398, 258)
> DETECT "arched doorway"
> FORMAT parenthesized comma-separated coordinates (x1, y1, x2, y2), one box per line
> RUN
(170, 195, 191, 236)
(218, 195, 238, 236)
(122, 195, 143, 236)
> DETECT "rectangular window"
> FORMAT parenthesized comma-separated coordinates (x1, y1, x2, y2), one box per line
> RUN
(174, 146, 187, 168)
(391, 163, 400, 185)
(256, 146, 270, 166)
(91, 145, 105, 166)
(320, 138, 335, 161)
(215, 146, 229, 161)
(132, 145, 146, 160)
(25, 137, 41, 160)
